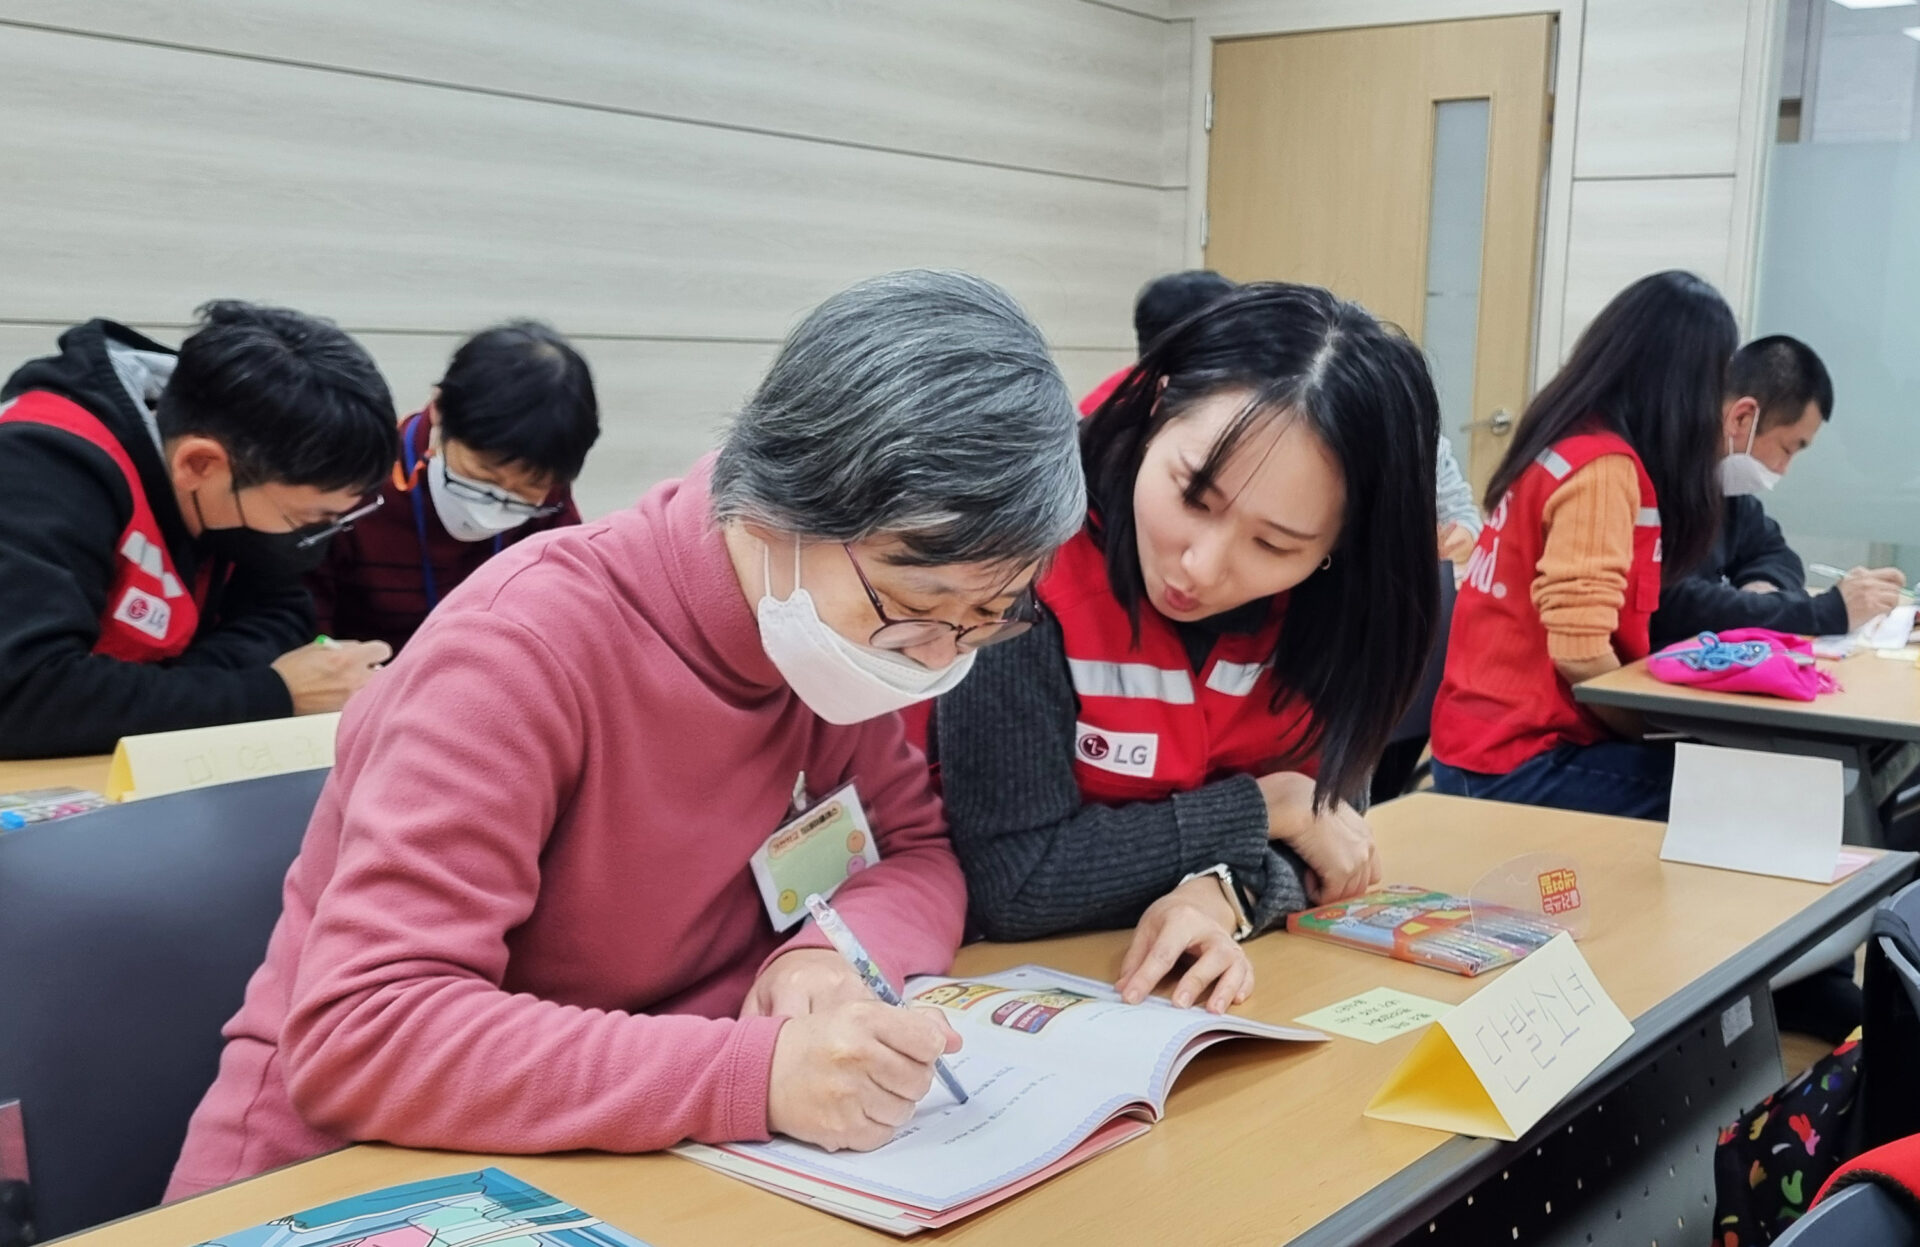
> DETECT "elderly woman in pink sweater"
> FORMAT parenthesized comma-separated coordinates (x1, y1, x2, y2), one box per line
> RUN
(167, 270, 1085, 1196)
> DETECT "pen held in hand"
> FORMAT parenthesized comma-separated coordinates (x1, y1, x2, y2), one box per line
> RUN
(804, 893, 970, 1105)
(1809, 563, 1915, 600)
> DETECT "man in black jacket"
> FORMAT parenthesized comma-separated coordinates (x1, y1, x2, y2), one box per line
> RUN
(0, 302, 400, 759)
(1650, 335, 1906, 650)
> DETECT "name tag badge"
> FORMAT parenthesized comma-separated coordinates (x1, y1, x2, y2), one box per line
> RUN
(749, 783, 881, 931)
(1073, 723, 1158, 779)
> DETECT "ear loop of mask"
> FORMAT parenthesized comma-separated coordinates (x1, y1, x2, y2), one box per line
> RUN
(760, 539, 805, 600)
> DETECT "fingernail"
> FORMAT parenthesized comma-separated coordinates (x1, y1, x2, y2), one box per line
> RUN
(1174, 993, 1190, 1008)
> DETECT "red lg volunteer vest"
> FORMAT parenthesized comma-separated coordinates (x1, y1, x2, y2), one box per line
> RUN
(1430, 427, 1662, 775)
(0, 391, 205, 662)
(1039, 528, 1317, 804)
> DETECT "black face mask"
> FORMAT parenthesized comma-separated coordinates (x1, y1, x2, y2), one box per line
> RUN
(198, 523, 331, 577)
(193, 489, 332, 578)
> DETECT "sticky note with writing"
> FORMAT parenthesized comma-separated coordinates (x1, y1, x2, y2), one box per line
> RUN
(1364, 932, 1632, 1140)
(1295, 988, 1452, 1044)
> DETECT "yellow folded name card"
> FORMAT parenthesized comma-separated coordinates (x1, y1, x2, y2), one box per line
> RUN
(107, 713, 341, 802)
(1365, 932, 1632, 1140)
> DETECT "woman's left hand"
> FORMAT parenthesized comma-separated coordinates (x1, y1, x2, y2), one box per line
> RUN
(1114, 876, 1254, 1014)
(741, 948, 873, 1019)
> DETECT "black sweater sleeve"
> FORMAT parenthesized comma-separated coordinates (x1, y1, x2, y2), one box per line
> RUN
(1649, 578, 1849, 650)
(1724, 502, 1807, 593)
(934, 614, 1309, 942)
(173, 564, 316, 671)
(0, 424, 292, 759)
(1650, 501, 1849, 649)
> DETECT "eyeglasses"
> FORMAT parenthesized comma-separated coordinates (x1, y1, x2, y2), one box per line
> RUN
(293, 495, 386, 550)
(843, 545, 1037, 652)
(440, 472, 564, 520)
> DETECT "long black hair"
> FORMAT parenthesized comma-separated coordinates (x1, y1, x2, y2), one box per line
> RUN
(1082, 282, 1440, 810)
(1485, 270, 1736, 579)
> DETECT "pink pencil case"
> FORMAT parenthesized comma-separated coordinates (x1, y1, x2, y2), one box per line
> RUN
(1647, 628, 1839, 701)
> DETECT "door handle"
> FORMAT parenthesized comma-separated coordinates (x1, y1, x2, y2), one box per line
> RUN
(1459, 409, 1515, 437)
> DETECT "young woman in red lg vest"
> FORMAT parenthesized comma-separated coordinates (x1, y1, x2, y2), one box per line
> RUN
(1429, 271, 1738, 817)
(935, 284, 1442, 1014)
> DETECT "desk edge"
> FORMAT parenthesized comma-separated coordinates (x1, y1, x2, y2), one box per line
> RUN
(1573, 681, 1920, 743)
(1289, 849, 1919, 1247)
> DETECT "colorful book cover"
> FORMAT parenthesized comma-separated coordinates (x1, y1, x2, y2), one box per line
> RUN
(1285, 884, 1566, 976)
(192, 1168, 651, 1247)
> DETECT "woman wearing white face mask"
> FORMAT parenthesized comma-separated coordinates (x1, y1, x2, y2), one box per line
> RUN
(168, 270, 1085, 1198)
(305, 320, 601, 651)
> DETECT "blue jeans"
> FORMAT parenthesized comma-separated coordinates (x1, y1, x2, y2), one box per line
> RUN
(1431, 741, 1676, 821)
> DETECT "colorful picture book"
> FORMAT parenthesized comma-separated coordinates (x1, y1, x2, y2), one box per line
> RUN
(675, 964, 1323, 1235)
(1286, 884, 1566, 976)
(190, 1167, 650, 1246)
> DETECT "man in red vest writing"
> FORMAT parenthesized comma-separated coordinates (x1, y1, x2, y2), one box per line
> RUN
(0, 301, 400, 759)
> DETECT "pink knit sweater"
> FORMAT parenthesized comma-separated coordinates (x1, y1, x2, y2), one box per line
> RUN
(167, 459, 968, 1196)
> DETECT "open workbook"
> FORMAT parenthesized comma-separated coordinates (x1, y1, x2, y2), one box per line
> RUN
(674, 964, 1324, 1235)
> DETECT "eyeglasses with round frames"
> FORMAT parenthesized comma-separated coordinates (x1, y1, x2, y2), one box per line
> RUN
(842, 544, 1037, 652)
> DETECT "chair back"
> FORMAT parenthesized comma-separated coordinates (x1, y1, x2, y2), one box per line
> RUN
(0, 769, 325, 1240)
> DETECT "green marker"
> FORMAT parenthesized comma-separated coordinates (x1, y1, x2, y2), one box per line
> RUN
(314, 634, 333, 647)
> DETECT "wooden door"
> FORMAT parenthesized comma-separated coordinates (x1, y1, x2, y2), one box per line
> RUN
(1206, 16, 1554, 496)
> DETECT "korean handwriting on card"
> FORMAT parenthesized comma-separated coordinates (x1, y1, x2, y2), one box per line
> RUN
(1365, 932, 1632, 1140)
(1473, 955, 1599, 1093)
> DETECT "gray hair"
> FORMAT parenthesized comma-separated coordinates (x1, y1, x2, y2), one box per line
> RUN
(712, 270, 1085, 567)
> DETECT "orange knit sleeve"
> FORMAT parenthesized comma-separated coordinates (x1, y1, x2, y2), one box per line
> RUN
(1531, 455, 1641, 664)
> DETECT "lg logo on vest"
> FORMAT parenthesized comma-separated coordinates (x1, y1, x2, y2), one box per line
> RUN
(112, 586, 172, 640)
(1074, 723, 1158, 779)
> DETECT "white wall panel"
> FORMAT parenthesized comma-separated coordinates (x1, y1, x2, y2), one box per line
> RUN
(1560, 176, 1737, 348)
(0, 0, 1172, 187)
(1574, 0, 1751, 178)
(0, 26, 1167, 353)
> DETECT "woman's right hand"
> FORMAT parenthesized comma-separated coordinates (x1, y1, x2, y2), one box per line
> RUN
(766, 1001, 961, 1152)
(1257, 770, 1381, 904)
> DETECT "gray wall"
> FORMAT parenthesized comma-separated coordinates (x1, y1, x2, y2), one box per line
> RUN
(0, 1, 1186, 517)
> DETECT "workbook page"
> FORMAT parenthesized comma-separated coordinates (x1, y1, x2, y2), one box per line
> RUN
(716, 965, 1318, 1212)
(909, 964, 1308, 1096)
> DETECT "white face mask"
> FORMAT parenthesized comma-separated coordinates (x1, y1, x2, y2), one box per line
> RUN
(1719, 423, 1782, 497)
(427, 453, 535, 542)
(754, 542, 976, 725)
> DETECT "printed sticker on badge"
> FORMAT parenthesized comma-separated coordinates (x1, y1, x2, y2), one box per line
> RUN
(748, 783, 881, 931)
(112, 586, 172, 640)
(1072, 722, 1158, 779)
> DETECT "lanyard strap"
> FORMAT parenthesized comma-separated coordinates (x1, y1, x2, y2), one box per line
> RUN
(405, 415, 503, 613)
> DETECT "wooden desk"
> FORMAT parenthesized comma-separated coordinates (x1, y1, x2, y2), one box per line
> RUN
(0, 754, 113, 797)
(56, 795, 1915, 1247)
(1579, 650, 1920, 743)
(1577, 651, 1920, 843)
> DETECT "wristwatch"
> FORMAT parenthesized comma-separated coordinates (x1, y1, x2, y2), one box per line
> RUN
(1181, 863, 1254, 942)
